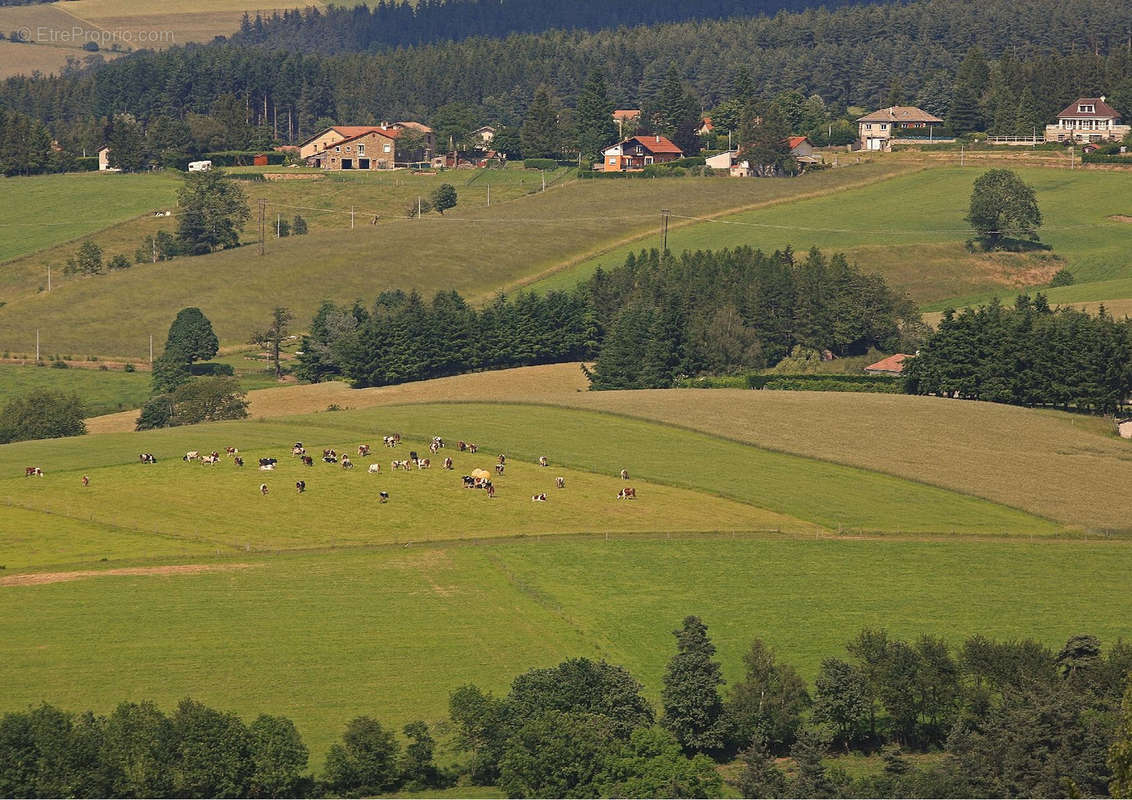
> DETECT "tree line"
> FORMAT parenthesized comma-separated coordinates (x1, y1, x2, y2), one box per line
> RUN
(3, 620, 1131, 798)
(294, 247, 921, 389)
(2, 0, 1131, 162)
(904, 295, 1132, 414)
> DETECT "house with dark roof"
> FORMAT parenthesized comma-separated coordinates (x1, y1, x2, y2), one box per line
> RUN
(600, 135, 684, 172)
(856, 106, 944, 151)
(1044, 97, 1130, 143)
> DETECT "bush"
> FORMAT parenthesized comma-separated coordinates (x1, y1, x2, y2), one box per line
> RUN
(108, 253, 131, 270)
(189, 362, 236, 376)
(124, 363, 136, 372)
(135, 376, 248, 430)
(1050, 269, 1075, 287)
(0, 389, 86, 443)
(523, 158, 557, 170)
(50, 359, 69, 368)
(1082, 152, 1132, 164)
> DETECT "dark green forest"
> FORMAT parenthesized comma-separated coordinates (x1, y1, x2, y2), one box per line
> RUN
(295, 247, 920, 389)
(2, 0, 1131, 150)
(3, 624, 1131, 798)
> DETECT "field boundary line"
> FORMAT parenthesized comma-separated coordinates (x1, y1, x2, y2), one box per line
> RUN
(499, 163, 924, 294)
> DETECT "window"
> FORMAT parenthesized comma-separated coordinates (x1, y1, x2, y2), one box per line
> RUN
(866, 123, 873, 130)
(1079, 104, 1095, 113)
(608, 157, 617, 164)
(335, 146, 340, 152)
(880, 123, 888, 130)
(357, 144, 365, 155)
(345, 146, 351, 151)
(383, 144, 391, 153)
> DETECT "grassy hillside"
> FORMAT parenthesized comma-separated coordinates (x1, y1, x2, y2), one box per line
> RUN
(0, 363, 150, 416)
(531, 167, 1132, 308)
(2, 536, 1130, 764)
(0, 161, 908, 358)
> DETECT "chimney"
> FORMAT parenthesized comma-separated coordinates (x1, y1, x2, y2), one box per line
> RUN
(1100, 95, 1106, 103)
(655, 135, 660, 143)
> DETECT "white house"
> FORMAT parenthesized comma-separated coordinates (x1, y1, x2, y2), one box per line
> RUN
(97, 146, 117, 172)
(856, 106, 944, 151)
(1044, 97, 1130, 143)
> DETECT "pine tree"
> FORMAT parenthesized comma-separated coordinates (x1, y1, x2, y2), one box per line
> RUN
(573, 70, 617, 160)
(661, 615, 728, 754)
(520, 86, 560, 159)
(737, 737, 787, 798)
(790, 727, 835, 798)
(1014, 87, 1042, 138)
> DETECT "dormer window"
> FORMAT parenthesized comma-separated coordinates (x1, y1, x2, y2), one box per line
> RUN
(1079, 104, 1095, 114)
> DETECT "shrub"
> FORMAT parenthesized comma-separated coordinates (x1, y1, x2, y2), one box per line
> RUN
(1050, 269, 1075, 287)
(108, 254, 132, 271)
(124, 363, 136, 372)
(0, 389, 86, 443)
(50, 359, 69, 368)
(189, 362, 236, 376)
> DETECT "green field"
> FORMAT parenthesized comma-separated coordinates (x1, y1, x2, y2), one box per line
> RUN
(3, 536, 1130, 765)
(0, 161, 908, 358)
(530, 167, 1132, 309)
(0, 363, 150, 416)
(0, 172, 180, 266)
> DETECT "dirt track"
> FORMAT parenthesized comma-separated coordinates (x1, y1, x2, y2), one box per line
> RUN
(0, 563, 260, 587)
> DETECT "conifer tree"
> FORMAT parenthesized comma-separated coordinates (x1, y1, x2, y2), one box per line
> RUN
(520, 86, 560, 159)
(573, 70, 617, 160)
(661, 615, 729, 754)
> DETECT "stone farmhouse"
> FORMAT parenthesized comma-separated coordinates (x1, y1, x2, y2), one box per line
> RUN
(1044, 97, 1130, 143)
(299, 123, 435, 169)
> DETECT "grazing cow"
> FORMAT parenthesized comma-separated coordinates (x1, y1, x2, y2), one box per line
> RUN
(495, 464, 505, 476)
(468, 443, 478, 454)
(260, 483, 269, 496)
(379, 491, 389, 503)
(24, 467, 43, 477)
(358, 444, 371, 457)
(432, 436, 444, 449)
(531, 493, 547, 502)
(555, 476, 565, 489)
(392, 459, 410, 471)
(619, 469, 629, 481)
(409, 450, 419, 464)
(323, 448, 337, 459)
(259, 463, 276, 471)
(457, 440, 467, 452)
(462, 475, 474, 488)
(258, 457, 278, 468)
(429, 442, 439, 455)
(138, 453, 157, 464)
(184, 451, 199, 461)
(538, 456, 549, 467)
(301, 455, 314, 467)
(487, 482, 495, 498)
(617, 487, 637, 500)
(498, 454, 506, 465)
(201, 454, 219, 465)
(292, 445, 306, 457)
(341, 456, 353, 470)
(419, 458, 430, 469)
(368, 464, 381, 474)
(225, 447, 238, 457)
(383, 436, 397, 448)
(295, 480, 306, 494)
(209, 451, 220, 460)
(234, 456, 244, 467)
(443, 457, 453, 470)
(322, 455, 338, 464)
(81, 475, 90, 487)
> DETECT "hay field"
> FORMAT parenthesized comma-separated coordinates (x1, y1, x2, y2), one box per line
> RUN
(0, 161, 908, 358)
(0, 5, 124, 77)
(3, 535, 1130, 763)
(532, 167, 1132, 308)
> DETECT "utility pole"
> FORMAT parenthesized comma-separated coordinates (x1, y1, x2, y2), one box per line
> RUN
(46, 265, 51, 292)
(487, 184, 491, 207)
(660, 209, 670, 251)
(276, 212, 281, 238)
(960, 145, 965, 167)
(258, 199, 266, 256)
(417, 197, 421, 220)
(541, 170, 546, 192)
(152, 235, 157, 263)
(35, 328, 39, 362)
(351, 206, 355, 229)
(149, 334, 153, 366)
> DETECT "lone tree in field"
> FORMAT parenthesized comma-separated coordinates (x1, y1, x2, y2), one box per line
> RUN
(252, 306, 294, 378)
(431, 183, 457, 215)
(966, 169, 1042, 250)
(661, 615, 729, 754)
(152, 307, 219, 393)
(175, 169, 251, 255)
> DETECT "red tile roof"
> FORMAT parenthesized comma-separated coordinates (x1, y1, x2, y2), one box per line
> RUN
(864, 353, 912, 374)
(786, 135, 809, 149)
(1056, 97, 1121, 120)
(612, 109, 641, 120)
(627, 135, 683, 155)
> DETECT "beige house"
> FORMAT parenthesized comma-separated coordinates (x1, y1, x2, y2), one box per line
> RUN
(1044, 97, 1129, 143)
(856, 106, 944, 151)
(97, 146, 117, 172)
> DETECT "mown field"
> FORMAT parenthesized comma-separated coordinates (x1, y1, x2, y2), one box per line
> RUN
(0, 160, 907, 358)
(531, 167, 1132, 310)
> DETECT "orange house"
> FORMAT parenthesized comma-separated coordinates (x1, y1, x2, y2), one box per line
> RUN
(600, 135, 684, 172)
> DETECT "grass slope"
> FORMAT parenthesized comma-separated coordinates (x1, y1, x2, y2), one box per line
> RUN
(1, 403, 1060, 536)
(2, 535, 1130, 763)
(0, 364, 151, 416)
(532, 167, 1132, 308)
(0, 161, 908, 358)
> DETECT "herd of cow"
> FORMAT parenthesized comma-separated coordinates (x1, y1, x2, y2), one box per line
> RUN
(22, 434, 639, 502)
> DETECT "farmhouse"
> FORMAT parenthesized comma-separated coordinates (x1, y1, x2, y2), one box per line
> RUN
(1044, 97, 1130, 143)
(300, 122, 435, 167)
(864, 353, 912, 375)
(706, 137, 819, 176)
(601, 135, 683, 172)
(469, 126, 496, 145)
(856, 106, 944, 151)
(97, 146, 116, 172)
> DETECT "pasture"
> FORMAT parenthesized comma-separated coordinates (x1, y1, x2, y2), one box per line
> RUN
(0, 363, 150, 416)
(0, 160, 908, 358)
(2, 536, 1130, 764)
(532, 167, 1132, 309)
